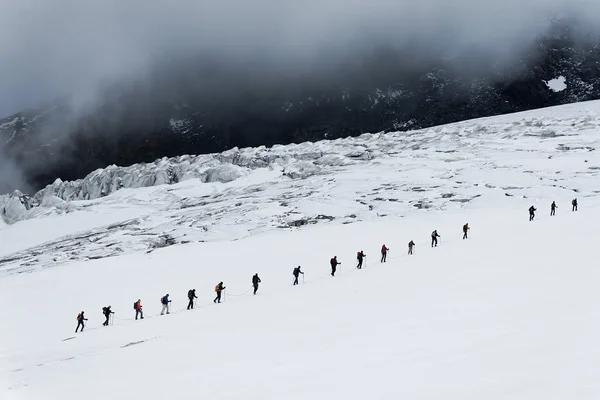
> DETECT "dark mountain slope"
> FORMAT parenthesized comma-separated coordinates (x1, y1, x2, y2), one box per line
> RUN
(1, 18, 599, 194)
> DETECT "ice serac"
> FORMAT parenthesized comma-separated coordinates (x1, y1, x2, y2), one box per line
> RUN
(2, 98, 600, 228)
(0, 190, 39, 224)
(0, 143, 347, 223)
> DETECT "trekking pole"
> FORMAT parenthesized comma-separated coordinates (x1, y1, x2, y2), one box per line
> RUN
(302, 274, 305, 284)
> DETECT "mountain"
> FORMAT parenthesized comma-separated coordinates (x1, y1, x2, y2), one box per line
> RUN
(2, 18, 600, 194)
(2, 100, 600, 399)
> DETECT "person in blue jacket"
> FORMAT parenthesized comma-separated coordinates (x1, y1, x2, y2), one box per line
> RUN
(160, 294, 172, 315)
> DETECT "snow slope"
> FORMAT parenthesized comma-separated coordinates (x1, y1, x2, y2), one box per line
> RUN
(3, 204, 600, 399)
(2, 101, 600, 399)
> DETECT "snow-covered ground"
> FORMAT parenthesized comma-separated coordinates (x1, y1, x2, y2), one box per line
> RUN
(1, 101, 600, 399)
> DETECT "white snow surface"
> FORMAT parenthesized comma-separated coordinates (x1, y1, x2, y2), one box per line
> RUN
(545, 76, 567, 92)
(1, 101, 600, 399)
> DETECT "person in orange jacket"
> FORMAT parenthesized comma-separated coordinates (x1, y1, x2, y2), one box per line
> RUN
(134, 299, 144, 320)
(214, 282, 226, 303)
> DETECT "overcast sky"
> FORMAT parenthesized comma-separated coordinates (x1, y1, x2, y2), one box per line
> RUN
(1, 0, 599, 117)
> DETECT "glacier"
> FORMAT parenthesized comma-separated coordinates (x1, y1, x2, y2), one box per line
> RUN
(1, 101, 600, 399)
(1, 100, 599, 273)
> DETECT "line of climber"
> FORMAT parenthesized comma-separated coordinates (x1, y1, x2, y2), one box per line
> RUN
(73, 199, 580, 333)
(528, 198, 578, 221)
(73, 225, 462, 332)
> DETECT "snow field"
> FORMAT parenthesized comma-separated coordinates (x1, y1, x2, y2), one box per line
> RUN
(2, 197, 600, 399)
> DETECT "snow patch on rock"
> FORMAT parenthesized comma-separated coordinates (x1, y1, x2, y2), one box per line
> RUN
(545, 76, 567, 92)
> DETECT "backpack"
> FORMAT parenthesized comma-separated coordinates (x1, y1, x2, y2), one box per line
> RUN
(102, 307, 107, 313)
(77, 313, 82, 321)
(161, 296, 167, 304)
(357, 252, 360, 258)
(133, 302, 137, 310)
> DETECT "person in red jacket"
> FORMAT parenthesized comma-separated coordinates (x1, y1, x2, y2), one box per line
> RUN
(381, 245, 389, 262)
(408, 240, 415, 255)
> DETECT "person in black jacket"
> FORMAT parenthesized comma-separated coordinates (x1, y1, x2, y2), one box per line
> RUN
(572, 198, 578, 211)
(529, 206, 537, 221)
(431, 230, 440, 247)
(356, 251, 366, 269)
(76, 311, 88, 333)
(187, 289, 197, 310)
(293, 266, 304, 285)
(252, 274, 261, 295)
(330, 256, 341, 276)
(551, 201, 557, 216)
(102, 306, 114, 326)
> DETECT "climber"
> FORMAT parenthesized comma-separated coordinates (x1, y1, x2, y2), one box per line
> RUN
(252, 273, 261, 295)
(381, 245, 389, 262)
(431, 230, 440, 247)
(102, 306, 114, 326)
(134, 299, 144, 320)
(214, 282, 226, 303)
(187, 289, 197, 310)
(572, 198, 578, 211)
(408, 240, 415, 255)
(356, 251, 366, 269)
(330, 256, 341, 276)
(160, 294, 171, 315)
(293, 266, 304, 285)
(529, 206, 537, 221)
(463, 223, 470, 239)
(75, 311, 88, 333)
(551, 201, 557, 216)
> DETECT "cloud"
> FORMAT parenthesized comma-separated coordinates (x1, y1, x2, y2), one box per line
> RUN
(1, 0, 600, 116)
(1, 0, 600, 194)
(0, 145, 31, 194)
